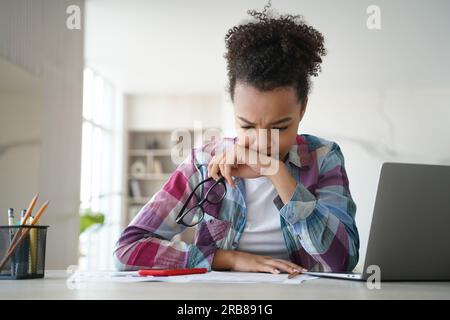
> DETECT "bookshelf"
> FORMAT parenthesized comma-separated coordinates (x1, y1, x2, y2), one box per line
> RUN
(126, 129, 219, 226)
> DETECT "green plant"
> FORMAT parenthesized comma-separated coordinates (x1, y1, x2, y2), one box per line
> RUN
(80, 208, 105, 234)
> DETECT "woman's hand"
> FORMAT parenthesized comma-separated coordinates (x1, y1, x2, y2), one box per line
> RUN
(212, 249, 307, 274)
(208, 143, 279, 188)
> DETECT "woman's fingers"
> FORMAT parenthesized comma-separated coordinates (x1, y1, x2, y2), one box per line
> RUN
(208, 144, 264, 183)
(251, 256, 294, 274)
(234, 144, 247, 165)
(223, 147, 237, 187)
(231, 251, 307, 275)
(208, 147, 238, 187)
(220, 156, 234, 188)
(274, 259, 307, 272)
(207, 155, 215, 177)
(264, 258, 307, 274)
(258, 263, 281, 274)
(208, 154, 223, 180)
(264, 259, 297, 274)
(235, 143, 262, 172)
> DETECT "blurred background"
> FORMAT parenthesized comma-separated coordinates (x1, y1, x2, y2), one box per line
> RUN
(0, 0, 449, 271)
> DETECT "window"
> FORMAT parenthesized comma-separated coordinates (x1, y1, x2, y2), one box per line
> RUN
(79, 68, 124, 270)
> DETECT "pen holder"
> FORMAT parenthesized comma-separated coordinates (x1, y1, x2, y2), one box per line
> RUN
(0, 225, 49, 279)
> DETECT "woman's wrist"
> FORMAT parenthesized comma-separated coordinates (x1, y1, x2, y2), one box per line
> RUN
(265, 160, 297, 204)
(212, 249, 235, 271)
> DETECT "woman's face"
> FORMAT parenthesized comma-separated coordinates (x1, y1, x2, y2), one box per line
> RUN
(233, 82, 307, 162)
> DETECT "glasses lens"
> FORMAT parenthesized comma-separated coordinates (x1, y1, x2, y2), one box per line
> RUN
(206, 182, 226, 204)
(181, 205, 204, 226)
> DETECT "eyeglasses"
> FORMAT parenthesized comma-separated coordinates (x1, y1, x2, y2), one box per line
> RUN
(175, 176, 227, 227)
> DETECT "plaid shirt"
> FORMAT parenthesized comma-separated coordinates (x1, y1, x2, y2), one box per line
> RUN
(114, 134, 359, 272)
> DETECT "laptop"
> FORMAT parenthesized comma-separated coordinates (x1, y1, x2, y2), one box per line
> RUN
(304, 162, 450, 281)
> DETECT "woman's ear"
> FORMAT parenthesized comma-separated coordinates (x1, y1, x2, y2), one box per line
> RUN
(299, 96, 308, 120)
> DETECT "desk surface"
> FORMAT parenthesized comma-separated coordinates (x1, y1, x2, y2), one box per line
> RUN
(1, 271, 449, 300)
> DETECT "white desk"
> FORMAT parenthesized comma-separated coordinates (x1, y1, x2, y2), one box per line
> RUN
(0, 271, 449, 299)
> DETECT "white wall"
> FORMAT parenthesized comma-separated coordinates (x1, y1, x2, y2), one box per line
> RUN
(0, 58, 42, 217)
(0, 95, 41, 210)
(0, 0, 85, 269)
(127, 94, 223, 131)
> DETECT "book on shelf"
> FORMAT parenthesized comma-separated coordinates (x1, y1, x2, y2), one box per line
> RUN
(152, 159, 163, 174)
(129, 178, 142, 198)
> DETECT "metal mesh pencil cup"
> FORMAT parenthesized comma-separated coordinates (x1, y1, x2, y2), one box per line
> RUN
(0, 225, 49, 279)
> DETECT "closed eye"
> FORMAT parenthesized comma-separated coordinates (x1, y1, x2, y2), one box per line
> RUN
(272, 126, 289, 131)
(241, 126, 288, 131)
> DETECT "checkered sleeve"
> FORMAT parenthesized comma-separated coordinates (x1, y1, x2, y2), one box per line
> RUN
(275, 143, 360, 272)
(113, 148, 218, 271)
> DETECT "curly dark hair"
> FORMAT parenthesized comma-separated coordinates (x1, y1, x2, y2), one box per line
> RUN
(224, 3, 326, 103)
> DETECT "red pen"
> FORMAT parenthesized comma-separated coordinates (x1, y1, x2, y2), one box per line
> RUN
(138, 268, 208, 277)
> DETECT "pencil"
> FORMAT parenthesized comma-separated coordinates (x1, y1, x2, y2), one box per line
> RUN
(20, 193, 39, 225)
(29, 201, 49, 226)
(9, 194, 38, 246)
(0, 200, 49, 272)
(288, 268, 308, 279)
(29, 215, 38, 274)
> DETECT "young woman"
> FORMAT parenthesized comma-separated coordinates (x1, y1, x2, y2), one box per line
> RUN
(114, 8, 359, 274)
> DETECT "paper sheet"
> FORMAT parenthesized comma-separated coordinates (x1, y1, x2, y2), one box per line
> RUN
(151, 271, 318, 285)
(73, 271, 318, 285)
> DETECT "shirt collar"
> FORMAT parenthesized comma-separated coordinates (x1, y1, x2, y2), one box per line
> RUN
(286, 134, 312, 168)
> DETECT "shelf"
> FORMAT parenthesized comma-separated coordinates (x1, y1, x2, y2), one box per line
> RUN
(126, 128, 219, 225)
(129, 149, 173, 156)
(128, 197, 149, 205)
(128, 173, 171, 180)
